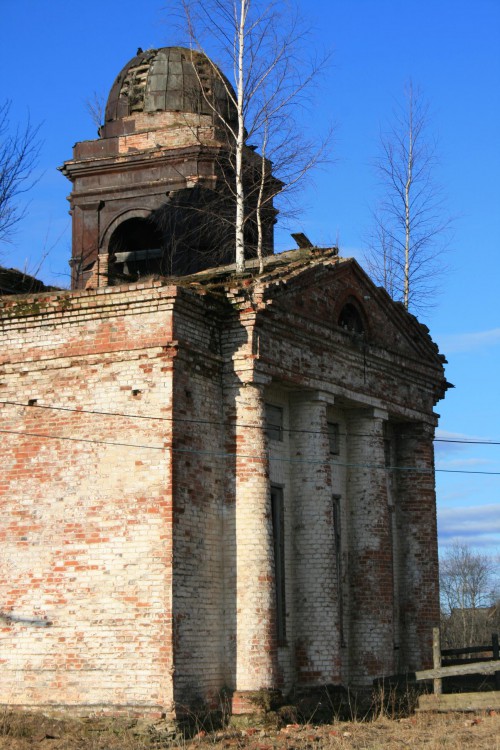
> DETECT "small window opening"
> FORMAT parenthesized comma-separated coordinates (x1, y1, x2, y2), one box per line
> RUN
(265, 404, 283, 442)
(384, 423, 394, 470)
(384, 438, 392, 468)
(332, 495, 345, 646)
(338, 302, 364, 334)
(271, 485, 286, 645)
(328, 422, 340, 455)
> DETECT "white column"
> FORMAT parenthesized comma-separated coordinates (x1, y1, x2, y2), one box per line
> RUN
(232, 383, 277, 699)
(290, 392, 340, 685)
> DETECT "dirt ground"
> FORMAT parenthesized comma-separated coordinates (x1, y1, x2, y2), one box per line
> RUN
(1, 710, 499, 750)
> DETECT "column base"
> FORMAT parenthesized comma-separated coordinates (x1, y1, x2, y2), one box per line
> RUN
(230, 689, 283, 727)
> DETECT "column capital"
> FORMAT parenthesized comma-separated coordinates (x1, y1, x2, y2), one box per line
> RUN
(395, 420, 436, 440)
(225, 377, 271, 395)
(240, 374, 273, 389)
(371, 407, 389, 421)
(290, 389, 335, 406)
(348, 406, 389, 422)
(79, 200, 105, 211)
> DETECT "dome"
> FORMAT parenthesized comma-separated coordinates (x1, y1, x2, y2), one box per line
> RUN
(104, 46, 237, 127)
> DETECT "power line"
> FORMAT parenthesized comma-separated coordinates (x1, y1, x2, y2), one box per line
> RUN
(434, 438, 500, 446)
(2, 399, 499, 445)
(1, 426, 500, 476)
(0, 428, 164, 451)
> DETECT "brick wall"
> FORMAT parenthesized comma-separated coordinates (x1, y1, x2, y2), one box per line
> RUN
(0, 284, 177, 716)
(169, 292, 227, 709)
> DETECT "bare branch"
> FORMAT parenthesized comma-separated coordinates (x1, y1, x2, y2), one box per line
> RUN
(85, 91, 106, 132)
(0, 100, 43, 248)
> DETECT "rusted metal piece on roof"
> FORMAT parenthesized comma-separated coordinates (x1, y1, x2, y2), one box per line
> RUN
(291, 232, 314, 248)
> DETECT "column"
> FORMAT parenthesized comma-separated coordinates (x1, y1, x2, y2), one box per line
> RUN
(231, 382, 278, 712)
(395, 421, 439, 671)
(71, 201, 102, 289)
(346, 408, 394, 685)
(290, 392, 340, 685)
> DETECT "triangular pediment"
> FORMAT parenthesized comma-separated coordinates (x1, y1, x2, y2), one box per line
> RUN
(246, 252, 446, 369)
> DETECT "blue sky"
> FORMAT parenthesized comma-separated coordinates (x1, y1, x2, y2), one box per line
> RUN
(2, 0, 500, 558)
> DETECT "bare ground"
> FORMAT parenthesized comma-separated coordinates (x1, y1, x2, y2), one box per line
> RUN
(1, 710, 499, 750)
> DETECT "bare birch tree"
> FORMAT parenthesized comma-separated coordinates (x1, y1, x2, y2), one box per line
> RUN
(365, 82, 451, 313)
(182, 0, 330, 273)
(0, 100, 42, 248)
(440, 542, 498, 648)
(251, 72, 330, 271)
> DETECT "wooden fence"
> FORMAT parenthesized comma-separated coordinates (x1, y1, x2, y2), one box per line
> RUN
(416, 628, 500, 711)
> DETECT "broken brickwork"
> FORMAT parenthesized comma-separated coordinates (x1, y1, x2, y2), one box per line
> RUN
(0, 249, 449, 718)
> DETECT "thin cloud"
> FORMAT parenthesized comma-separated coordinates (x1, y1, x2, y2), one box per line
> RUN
(434, 429, 494, 458)
(439, 503, 500, 523)
(437, 457, 494, 469)
(439, 534, 500, 552)
(438, 488, 479, 505)
(435, 429, 484, 440)
(437, 327, 500, 354)
(438, 503, 500, 548)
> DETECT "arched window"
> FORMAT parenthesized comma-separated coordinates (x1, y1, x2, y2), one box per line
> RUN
(338, 301, 365, 334)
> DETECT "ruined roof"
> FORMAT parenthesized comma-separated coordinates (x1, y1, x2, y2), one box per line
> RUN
(103, 46, 237, 129)
(177, 247, 342, 290)
(0, 267, 59, 296)
(175, 247, 449, 375)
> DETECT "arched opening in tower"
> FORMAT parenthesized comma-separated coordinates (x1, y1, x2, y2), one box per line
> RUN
(108, 217, 164, 279)
(106, 184, 274, 284)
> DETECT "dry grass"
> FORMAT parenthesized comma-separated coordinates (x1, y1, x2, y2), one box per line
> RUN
(0, 709, 499, 750)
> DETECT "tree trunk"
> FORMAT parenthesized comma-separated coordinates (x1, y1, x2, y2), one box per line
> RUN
(234, 0, 247, 274)
(404, 95, 413, 310)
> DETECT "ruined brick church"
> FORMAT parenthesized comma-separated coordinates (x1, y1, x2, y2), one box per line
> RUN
(0, 48, 449, 720)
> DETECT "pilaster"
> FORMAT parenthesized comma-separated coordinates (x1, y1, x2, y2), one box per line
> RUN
(290, 392, 340, 685)
(395, 421, 439, 671)
(346, 408, 394, 684)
